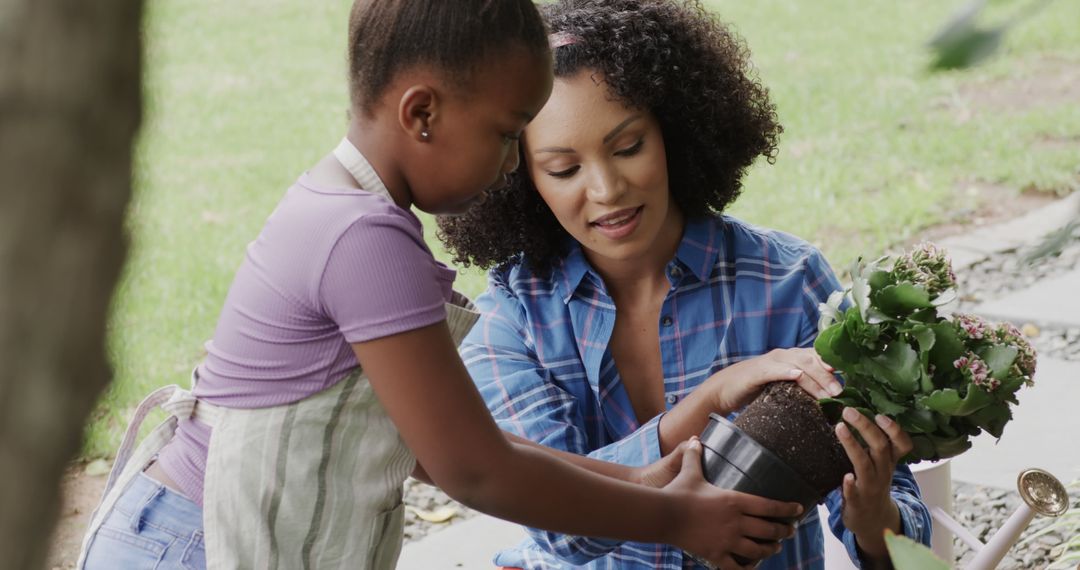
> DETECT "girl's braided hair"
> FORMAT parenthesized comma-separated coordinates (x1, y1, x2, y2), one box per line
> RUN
(348, 0, 549, 113)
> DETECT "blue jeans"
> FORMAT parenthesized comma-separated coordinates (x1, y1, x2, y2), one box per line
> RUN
(83, 472, 205, 570)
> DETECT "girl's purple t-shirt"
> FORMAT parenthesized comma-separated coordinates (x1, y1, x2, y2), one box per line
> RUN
(155, 173, 456, 504)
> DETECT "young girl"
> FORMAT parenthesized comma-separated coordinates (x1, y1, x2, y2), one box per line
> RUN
(438, 0, 933, 568)
(77, 1, 806, 569)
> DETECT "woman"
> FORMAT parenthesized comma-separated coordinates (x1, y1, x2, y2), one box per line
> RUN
(438, 0, 932, 568)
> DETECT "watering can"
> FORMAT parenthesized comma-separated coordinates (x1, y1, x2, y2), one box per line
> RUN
(820, 462, 1071, 569)
(931, 467, 1071, 570)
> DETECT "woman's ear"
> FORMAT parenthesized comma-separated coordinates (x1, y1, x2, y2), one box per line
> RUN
(398, 85, 439, 143)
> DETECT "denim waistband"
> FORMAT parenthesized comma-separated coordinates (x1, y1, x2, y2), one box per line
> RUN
(112, 471, 203, 536)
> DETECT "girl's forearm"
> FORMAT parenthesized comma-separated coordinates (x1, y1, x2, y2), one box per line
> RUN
(412, 432, 639, 485)
(454, 441, 681, 544)
(503, 432, 639, 482)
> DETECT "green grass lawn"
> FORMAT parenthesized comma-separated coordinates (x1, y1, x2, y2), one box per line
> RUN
(86, 0, 1080, 458)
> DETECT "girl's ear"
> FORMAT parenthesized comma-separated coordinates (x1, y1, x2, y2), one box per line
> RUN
(398, 85, 439, 143)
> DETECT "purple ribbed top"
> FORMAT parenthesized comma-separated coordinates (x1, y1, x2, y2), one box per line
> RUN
(155, 173, 455, 504)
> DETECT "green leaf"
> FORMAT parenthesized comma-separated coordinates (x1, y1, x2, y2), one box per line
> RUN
(868, 270, 893, 292)
(926, 387, 993, 416)
(815, 323, 860, 369)
(864, 342, 921, 395)
(928, 322, 965, 372)
(929, 26, 1005, 71)
(820, 389, 869, 423)
(969, 404, 1012, 438)
(899, 408, 938, 434)
(919, 368, 935, 393)
(928, 433, 973, 459)
(866, 386, 908, 416)
(865, 307, 894, 325)
(885, 530, 950, 570)
(927, 0, 985, 50)
(908, 308, 940, 324)
(936, 416, 959, 437)
(815, 325, 843, 367)
(977, 344, 1019, 380)
(999, 374, 1026, 394)
(908, 325, 936, 354)
(875, 284, 934, 317)
(926, 0, 1006, 71)
(845, 310, 885, 353)
(908, 435, 939, 462)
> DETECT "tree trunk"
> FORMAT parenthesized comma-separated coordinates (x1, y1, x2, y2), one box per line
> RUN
(0, 1, 142, 568)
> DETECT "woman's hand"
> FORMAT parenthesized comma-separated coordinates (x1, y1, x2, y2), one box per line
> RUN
(663, 438, 801, 569)
(657, 348, 842, 455)
(835, 407, 913, 565)
(709, 348, 842, 415)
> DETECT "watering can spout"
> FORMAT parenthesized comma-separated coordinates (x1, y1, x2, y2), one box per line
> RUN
(935, 468, 1070, 570)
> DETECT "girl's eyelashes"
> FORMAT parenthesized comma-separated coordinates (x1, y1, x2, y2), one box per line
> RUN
(615, 138, 644, 157)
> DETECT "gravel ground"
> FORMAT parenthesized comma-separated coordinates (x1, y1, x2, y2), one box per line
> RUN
(952, 481, 1079, 569)
(401, 226, 1080, 568)
(953, 230, 1080, 363)
(401, 477, 477, 544)
(945, 230, 1080, 569)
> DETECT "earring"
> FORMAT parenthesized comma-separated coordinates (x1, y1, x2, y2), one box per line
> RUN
(420, 130, 431, 140)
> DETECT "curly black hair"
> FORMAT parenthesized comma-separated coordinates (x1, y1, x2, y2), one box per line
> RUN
(437, 0, 781, 274)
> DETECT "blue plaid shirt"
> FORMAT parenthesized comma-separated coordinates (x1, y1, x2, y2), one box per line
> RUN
(460, 215, 931, 569)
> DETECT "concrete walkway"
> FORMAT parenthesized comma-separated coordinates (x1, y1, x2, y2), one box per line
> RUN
(949, 357, 1080, 489)
(397, 515, 523, 570)
(399, 194, 1080, 567)
(929, 192, 1080, 490)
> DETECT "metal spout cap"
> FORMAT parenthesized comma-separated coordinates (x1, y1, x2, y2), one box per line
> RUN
(1017, 468, 1069, 517)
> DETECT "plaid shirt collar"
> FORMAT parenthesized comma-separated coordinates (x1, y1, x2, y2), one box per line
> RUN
(555, 216, 721, 304)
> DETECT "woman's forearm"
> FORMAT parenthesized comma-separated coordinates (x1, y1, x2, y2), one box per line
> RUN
(656, 382, 721, 455)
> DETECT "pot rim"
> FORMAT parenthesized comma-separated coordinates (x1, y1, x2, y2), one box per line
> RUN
(701, 412, 820, 500)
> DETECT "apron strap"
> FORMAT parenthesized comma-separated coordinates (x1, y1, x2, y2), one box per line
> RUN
(331, 137, 394, 202)
(103, 373, 222, 498)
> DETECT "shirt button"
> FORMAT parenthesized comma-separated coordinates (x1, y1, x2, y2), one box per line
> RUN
(666, 394, 678, 404)
(661, 315, 674, 327)
(670, 265, 683, 279)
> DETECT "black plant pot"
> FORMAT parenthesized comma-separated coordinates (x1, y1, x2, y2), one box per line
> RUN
(695, 413, 821, 567)
(699, 413, 820, 515)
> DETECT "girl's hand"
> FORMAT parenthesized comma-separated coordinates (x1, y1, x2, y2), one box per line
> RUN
(633, 439, 693, 488)
(709, 348, 842, 415)
(835, 407, 913, 564)
(664, 438, 801, 569)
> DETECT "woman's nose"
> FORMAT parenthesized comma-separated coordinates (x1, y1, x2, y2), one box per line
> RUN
(585, 164, 625, 204)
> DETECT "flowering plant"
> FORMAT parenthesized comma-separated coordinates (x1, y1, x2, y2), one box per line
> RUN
(815, 243, 1037, 462)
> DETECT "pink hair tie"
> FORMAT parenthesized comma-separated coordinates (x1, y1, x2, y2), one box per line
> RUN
(549, 32, 581, 49)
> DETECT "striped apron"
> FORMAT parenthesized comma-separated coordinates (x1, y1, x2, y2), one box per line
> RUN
(79, 138, 480, 569)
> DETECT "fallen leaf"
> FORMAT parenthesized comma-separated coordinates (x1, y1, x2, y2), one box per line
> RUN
(407, 505, 458, 523)
(85, 459, 111, 477)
